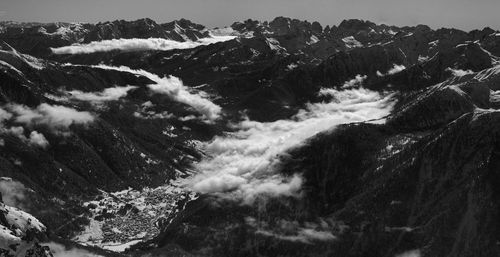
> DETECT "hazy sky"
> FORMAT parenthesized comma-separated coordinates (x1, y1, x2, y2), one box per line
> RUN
(1, 0, 499, 31)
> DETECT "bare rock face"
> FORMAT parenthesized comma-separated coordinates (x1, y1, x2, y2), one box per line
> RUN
(82, 18, 167, 42)
(83, 18, 210, 43)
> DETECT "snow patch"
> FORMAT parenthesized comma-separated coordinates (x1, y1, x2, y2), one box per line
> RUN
(342, 36, 363, 48)
(446, 67, 474, 77)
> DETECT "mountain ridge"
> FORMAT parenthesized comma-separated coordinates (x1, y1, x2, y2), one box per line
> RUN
(0, 16, 499, 257)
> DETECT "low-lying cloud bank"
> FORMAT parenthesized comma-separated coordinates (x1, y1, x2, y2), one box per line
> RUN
(43, 242, 104, 257)
(0, 103, 94, 148)
(188, 87, 395, 204)
(67, 85, 137, 104)
(133, 101, 175, 120)
(51, 35, 236, 55)
(8, 103, 94, 131)
(341, 74, 367, 89)
(90, 64, 222, 121)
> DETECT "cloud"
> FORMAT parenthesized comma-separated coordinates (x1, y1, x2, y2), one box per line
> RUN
(66, 85, 137, 103)
(446, 67, 474, 77)
(0, 104, 93, 145)
(0, 123, 49, 149)
(1, 125, 49, 148)
(4, 126, 24, 138)
(342, 74, 367, 89)
(251, 218, 336, 244)
(298, 228, 336, 242)
(388, 64, 406, 75)
(133, 102, 175, 120)
(319, 75, 367, 93)
(188, 87, 395, 204)
(89, 64, 222, 121)
(334, 74, 368, 89)
(377, 64, 406, 77)
(43, 242, 104, 257)
(395, 249, 421, 257)
(256, 228, 336, 244)
(28, 131, 49, 148)
(51, 35, 236, 55)
(133, 111, 174, 119)
(7, 103, 94, 132)
(0, 178, 28, 209)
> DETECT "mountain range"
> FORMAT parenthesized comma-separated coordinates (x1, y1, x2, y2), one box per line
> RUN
(0, 16, 499, 257)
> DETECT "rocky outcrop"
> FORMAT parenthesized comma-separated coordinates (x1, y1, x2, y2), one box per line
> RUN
(83, 18, 209, 43)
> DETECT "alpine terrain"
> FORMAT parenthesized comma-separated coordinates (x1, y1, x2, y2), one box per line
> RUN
(0, 17, 499, 257)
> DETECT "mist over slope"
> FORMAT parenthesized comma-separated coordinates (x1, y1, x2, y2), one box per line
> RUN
(0, 16, 499, 257)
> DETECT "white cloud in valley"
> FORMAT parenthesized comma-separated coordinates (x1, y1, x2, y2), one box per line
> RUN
(0, 178, 28, 209)
(43, 242, 104, 257)
(89, 64, 222, 121)
(341, 74, 367, 89)
(28, 130, 49, 148)
(67, 85, 137, 103)
(51, 35, 236, 55)
(0, 103, 94, 148)
(7, 103, 94, 131)
(395, 249, 421, 257)
(377, 64, 406, 77)
(188, 87, 395, 204)
(247, 217, 337, 244)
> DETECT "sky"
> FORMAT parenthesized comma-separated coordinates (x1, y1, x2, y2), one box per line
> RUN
(0, 0, 499, 31)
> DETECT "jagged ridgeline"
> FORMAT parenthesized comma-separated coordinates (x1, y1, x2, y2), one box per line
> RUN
(0, 17, 499, 257)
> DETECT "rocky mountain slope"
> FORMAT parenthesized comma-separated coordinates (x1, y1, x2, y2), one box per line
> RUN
(0, 17, 499, 256)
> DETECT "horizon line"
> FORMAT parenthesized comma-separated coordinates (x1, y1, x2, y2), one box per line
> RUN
(1, 16, 499, 33)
